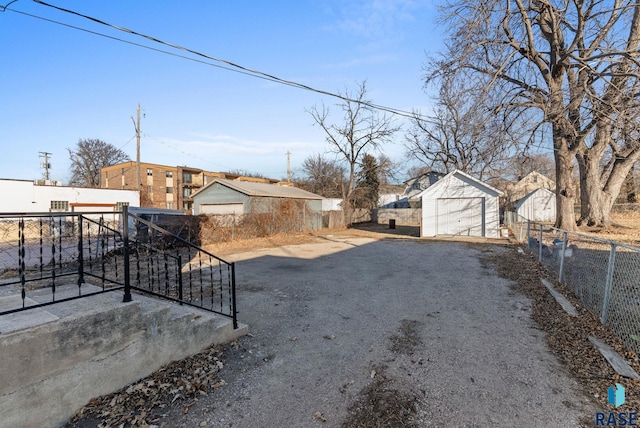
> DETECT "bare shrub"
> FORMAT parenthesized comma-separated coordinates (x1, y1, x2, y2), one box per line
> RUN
(196, 199, 314, 245)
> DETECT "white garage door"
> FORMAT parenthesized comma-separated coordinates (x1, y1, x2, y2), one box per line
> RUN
(199, 203, 244, 215)
(436, 197, 484, 236)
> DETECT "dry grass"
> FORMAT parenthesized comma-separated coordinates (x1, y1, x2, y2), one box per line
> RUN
(580, 210, 640, 246)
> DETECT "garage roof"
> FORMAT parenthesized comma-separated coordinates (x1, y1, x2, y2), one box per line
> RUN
(413, 169, 503, 199)
(195, 178, 324, 200)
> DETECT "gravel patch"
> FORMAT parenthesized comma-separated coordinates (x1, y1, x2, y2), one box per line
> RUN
(67, 233, 601, 427)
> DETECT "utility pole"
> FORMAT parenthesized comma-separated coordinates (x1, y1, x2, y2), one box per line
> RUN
(286, 151, 291, 183)
(39, 151, 52, 180)
(131, 104, 141, 191)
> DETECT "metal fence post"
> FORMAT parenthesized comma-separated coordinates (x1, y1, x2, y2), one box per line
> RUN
(558, 231, 567, 283)
(231, 262, 238, 330)
(77, 213, 84, 290)
(538, 224, 543, 261)
(123, 206, 132, 303)
(177, 254, 183, 305)
(601, 243, 617, 325)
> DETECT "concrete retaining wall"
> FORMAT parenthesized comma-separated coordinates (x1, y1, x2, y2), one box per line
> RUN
(0, 288, 246, 428)
(373, 208, 421, 226)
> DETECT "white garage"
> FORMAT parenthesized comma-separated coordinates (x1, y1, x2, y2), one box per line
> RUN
(417, 170, 503, 238)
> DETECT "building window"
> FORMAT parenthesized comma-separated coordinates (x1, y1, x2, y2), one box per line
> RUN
(116, 202, 129, 211)
(147, 185, 153, 194)
(182, 172, 192, 184)
(166, 187, 173, 194)
(182, 188, 191, 198)
(183, 202, 192, 211)
(166, 171, 173, 178)
(532, 175, 538, 183)
(166, 202, 173, 209)
(147, 168, 153, 176)
(50, 200, 69, 211)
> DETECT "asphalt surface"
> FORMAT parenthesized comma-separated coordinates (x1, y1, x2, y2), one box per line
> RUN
(160, 235, 596, 427)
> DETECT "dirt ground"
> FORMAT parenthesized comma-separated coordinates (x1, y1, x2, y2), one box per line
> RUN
(65, 223, 631, 427)
(580, 211, 640, 245)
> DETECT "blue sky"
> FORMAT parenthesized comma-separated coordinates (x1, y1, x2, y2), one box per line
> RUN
(0, 0, 442, 184)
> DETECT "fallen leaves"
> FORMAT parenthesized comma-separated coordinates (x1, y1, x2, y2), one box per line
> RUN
(314, 411, 327, 422)
(343, 364, 419, 428)
(68, 345, 226, 427)
(483, 246, 640, 413)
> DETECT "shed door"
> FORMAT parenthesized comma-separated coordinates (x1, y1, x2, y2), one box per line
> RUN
(199, 203, 243, 215)
(436, 197, 484, 236)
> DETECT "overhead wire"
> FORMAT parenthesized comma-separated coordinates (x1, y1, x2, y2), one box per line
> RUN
(6, 0, 425, 120)
(3, 8, 303, 86)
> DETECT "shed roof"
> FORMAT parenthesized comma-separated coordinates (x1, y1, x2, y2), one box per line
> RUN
(194, 178, 323, 200)
(413, 169, 504, 199)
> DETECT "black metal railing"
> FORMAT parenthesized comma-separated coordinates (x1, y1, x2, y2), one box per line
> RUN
(0, 209, 238, 329)
(124, 208, 237, 328)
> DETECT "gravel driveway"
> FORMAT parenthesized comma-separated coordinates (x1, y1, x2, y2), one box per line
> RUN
(160, 234, 596, 427)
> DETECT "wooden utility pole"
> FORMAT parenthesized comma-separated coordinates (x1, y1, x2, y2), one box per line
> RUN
(39, 151, 52, 180)
(131, 104, 142, 191)
(286, 151, 291, 183)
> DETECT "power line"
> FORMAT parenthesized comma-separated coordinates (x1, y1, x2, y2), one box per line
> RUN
(7, 1, 424, 120)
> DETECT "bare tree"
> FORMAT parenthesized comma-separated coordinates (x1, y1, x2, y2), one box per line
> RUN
(430, 0, 640, 229)
(405, 76, 519, 181)
(68, 139, 130, 187)
(299, 154, 345, 198)
(507, 152, 556, 182)
(308, 81, 400, 223)
(376, 153, 399, 185)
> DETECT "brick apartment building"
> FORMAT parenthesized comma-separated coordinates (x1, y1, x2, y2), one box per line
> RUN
(101, 161, 279, 212)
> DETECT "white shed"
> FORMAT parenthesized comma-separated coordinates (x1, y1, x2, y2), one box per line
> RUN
(515, 188, 556, 222)
(416, 170, 503, 238)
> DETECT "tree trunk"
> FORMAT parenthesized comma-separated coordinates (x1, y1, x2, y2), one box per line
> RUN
(576, 151, 612, 226)
(553, 146, 577, 230)
(577, 151, 640, 226)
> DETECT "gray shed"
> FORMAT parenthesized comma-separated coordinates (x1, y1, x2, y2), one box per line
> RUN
(192, 179, 323, 230)
(515, 188, 556, 222)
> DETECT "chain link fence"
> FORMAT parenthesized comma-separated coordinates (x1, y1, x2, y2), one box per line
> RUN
(505, 212, 640, 354)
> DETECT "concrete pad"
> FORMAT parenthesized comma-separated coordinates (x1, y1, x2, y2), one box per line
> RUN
(0, 295, 59, 334)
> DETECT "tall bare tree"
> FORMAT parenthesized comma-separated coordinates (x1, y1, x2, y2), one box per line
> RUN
(406, 76, 518, 180)
(68, 139, 130, 187)
(299, 154, 345, 198)
(430, 0, 640, 229)
(376, 154, 399, 185)
(308, 81, 399, 223)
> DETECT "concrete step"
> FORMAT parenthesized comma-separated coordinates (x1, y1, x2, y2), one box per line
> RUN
(0, 281, 247, 428)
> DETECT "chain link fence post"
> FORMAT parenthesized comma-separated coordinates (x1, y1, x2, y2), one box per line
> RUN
(538, 223, 543, 261)
(601, 243, 617, 325)
(558, 231, 567, 283)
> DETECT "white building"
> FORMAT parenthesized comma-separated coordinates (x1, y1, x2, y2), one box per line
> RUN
(515, 188, 556, 223)
(0, 179, 139, 213)
(416, 170, 503, 238)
